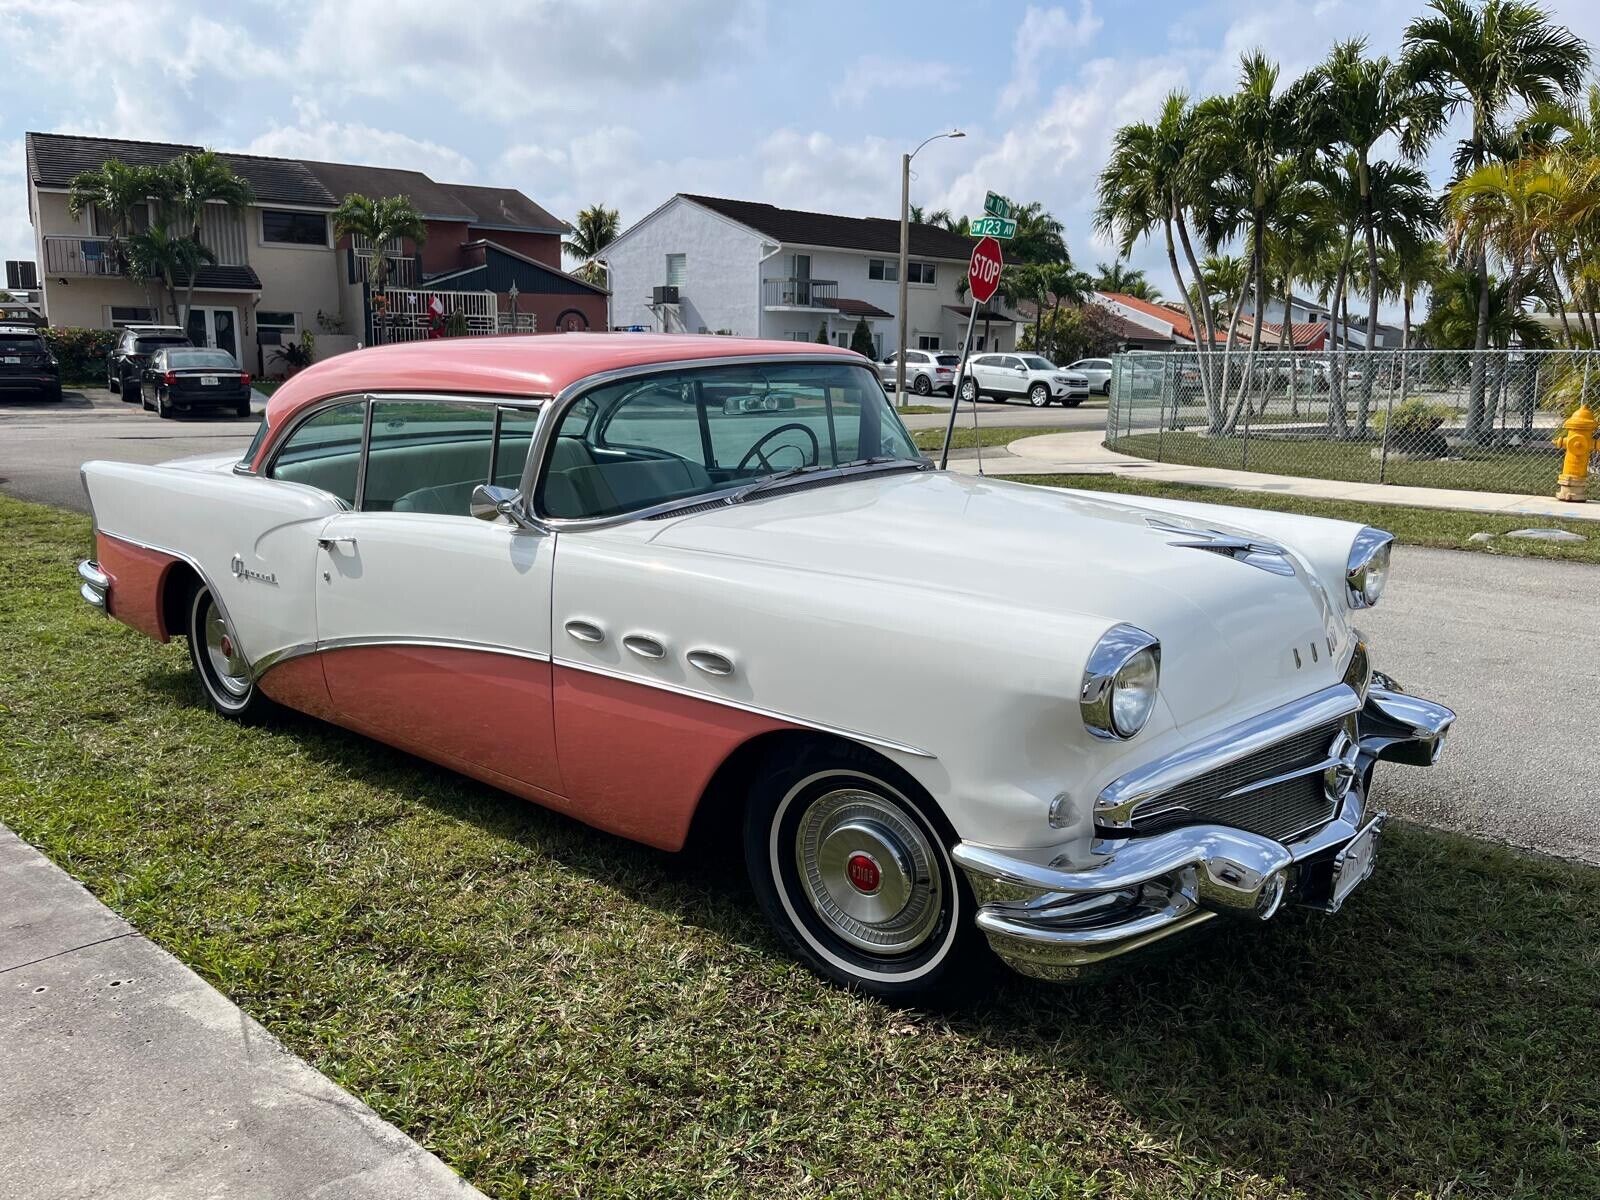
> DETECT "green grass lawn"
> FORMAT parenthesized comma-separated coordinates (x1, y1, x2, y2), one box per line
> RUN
(2, 492, 1597, 1198)
(252, 379, 285, 396)
(913, 424, 1071, 452)
(1112, 429, 1561, 496)
(893, 403, 946, 415)
(1006, 473, 1600, 565)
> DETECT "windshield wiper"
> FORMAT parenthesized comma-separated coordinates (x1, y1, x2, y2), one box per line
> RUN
(730, 456, 927, 504)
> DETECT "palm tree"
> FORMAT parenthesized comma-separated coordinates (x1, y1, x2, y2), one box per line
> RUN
(907, 204, 927, 224)
(1384, 237, 1446, 349)
(1403, 0, 1589, 438)
(926, 209, 971, 236)
(332, 194, 428, 296)
(65, 159, 160, 281)
(1093, 258, 1155, 298)
(156, 151, 255, 324)
(1421, 264, 1553, 347)
(125, 223, 215, 324)
(1004, 200, 1069, 264)
(562, 203, 620, 285)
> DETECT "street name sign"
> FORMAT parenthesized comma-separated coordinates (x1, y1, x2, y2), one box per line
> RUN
(969, 215, 1017, 239)
(968, 236, 1004, 304)
(983, 191, 1011, 219)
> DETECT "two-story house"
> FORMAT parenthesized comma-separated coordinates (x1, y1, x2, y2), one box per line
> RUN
(600, 194, 1017, 357)
(24, 132, 607, 372)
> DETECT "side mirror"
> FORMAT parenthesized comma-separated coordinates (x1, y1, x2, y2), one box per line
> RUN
(471, 483, 536, 528)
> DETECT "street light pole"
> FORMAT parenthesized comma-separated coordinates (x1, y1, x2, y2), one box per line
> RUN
(894, 128, 963, 407)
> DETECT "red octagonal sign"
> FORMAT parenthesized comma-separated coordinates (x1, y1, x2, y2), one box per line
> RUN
(968, 235, 1004, 305)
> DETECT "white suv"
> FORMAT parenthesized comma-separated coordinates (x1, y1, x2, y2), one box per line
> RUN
(878, 350, 960, 397)
(959, 354, 1089, 407)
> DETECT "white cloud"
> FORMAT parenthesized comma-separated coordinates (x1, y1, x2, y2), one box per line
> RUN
(247, 99, 477, 180)
(832, 56, 963, 107)
(997, 2, 1104, 113)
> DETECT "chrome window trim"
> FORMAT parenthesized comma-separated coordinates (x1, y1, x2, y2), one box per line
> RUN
(1079, 623, 1161, 740)
(517, 353, 916, 532)
(250, 635, 552, 681)
(1345, 527, 1394, 610)
(552, 656, 937, 760)
(1095, 682, 1363, 828)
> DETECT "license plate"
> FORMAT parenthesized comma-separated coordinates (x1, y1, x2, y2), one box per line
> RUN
(201, 375, 219, 386)
(1328, 816, 1384, 911)
(1, 357, 18, 364)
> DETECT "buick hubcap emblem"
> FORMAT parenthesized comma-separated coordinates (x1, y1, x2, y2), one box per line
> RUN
(845, 851, 881, 895)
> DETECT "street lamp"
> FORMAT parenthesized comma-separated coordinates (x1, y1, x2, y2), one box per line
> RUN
(895, 128, 964, 406)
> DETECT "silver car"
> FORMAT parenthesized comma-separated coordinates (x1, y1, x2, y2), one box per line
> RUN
(1066, 357, 1114, 395)
(879, 350, 960, 397)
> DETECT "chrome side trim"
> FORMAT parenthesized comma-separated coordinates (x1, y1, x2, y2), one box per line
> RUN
(551, 656, 937, 760)
(250, 635, 552, 681)
(95, 529, 245, 659)
(1095, 682, 1362, 828)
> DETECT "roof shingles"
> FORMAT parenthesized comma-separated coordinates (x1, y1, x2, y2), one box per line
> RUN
(681, 194, 974, 260)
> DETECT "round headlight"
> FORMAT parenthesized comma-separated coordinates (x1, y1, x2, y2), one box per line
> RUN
(1345, 528, 1394, 610)
(1081, 624, 1161, 740)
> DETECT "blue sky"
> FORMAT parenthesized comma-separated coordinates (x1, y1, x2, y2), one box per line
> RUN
(4, 0, 1600, 309)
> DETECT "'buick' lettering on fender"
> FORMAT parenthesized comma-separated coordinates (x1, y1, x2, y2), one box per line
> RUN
(230, 554, 277, 585)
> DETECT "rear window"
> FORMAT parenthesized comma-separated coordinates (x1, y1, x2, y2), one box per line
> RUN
(167, 349, 238, 369)
(0, 334, 44, 352)
(135, 336, 189, 353)
(935, 354, 960, 366)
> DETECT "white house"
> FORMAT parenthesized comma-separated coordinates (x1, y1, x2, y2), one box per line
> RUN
(599, 194, 1016, 356)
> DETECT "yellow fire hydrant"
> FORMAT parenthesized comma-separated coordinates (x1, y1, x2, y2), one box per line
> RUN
(1554, 404, 1597, 502)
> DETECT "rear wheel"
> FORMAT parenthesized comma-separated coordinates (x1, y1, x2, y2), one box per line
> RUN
(913, 373, 932, 396)
(107, 368, 120, 394)
(959, 377, 978, 404)
(185, 584, 267, 720)
(1028, 382, 1051, 407)
(156, 388, 173, 419)
(235, 398, 251, 418)
(744, 742, 985, 999)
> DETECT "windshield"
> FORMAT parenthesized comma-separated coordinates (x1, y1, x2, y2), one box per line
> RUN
(167, 349, 238, 369)
(1021, 356, 1055, 371)
(538, 360, 922, 520)
(135, 336, 189, 353)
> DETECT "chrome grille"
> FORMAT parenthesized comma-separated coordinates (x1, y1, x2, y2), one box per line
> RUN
(1124, 719, 1343, 843)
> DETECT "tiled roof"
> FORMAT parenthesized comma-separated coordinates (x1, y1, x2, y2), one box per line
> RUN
(1015, 299, 1172, 343)
(682, 194, 974, 259)
(1239, 318, 1326, 347)
(1096, 292, 1246, 345)
(831, 297, 892, 318)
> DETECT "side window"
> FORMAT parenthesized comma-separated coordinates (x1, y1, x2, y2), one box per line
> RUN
(268, 401, 366, 506)
(362, 400, 538, 516)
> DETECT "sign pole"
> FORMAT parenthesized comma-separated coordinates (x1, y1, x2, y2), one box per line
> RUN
(939, 302, 982, 470)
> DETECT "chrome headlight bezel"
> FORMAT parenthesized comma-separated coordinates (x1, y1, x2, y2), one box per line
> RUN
(1080, 624, 1162, 740)
(1345, 527, 1394, 610)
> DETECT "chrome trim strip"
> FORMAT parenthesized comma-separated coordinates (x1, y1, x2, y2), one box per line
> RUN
(1095, 682, 1362, 828)
(551, 656, 937, 760)
(1358, 686, 1455, 767)
(80, 581, 107, 610)
(95, 529, 246, 660)
(250, 635, 552, 681)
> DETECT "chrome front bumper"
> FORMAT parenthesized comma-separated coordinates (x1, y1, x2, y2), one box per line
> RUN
(954, 682, 1455, 980)
(78, 559, 110, 611)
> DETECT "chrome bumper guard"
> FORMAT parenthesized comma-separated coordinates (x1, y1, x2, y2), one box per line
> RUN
(78, 559, 110, 612)
(954, 678, 1455, 980)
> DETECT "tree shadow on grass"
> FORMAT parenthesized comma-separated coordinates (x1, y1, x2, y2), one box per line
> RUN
(142, 662, 1600, 1199)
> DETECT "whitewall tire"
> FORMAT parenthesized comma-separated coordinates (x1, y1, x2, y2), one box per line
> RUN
(185, 585, 266, 720)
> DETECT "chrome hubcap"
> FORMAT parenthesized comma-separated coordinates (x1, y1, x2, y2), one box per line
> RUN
(203, 601, 251, 698)
(794, 789, 942, 955)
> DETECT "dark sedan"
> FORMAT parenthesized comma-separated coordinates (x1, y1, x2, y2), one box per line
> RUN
(0, 326, 62, 401)
(141, 348, 253, 419)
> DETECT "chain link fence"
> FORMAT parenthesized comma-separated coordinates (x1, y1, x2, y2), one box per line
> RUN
(1105, 348, 1598, 496)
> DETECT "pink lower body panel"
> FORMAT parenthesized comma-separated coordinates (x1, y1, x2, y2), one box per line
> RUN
(96, 532, 181, 641)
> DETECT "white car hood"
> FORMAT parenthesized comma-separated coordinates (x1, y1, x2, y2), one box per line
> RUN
(645, 470, 1353, 731)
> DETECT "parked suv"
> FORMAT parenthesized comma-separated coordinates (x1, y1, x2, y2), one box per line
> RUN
(960, 354, 1089, 407)
(878, 349, 960, 396)
(0, 326, 62, 401)
(108, 325, 192, 403)
(1066, 357, 1114, 395)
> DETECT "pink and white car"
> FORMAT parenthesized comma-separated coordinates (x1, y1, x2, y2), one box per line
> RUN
(78, 335, 1452, 997)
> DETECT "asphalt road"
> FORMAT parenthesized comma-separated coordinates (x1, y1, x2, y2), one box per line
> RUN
(3, 388, 1594, 863)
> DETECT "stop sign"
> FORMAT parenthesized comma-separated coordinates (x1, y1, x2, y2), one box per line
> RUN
(968, 235, 1003, 305)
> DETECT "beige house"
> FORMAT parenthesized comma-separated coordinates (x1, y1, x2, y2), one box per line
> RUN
(23, 132, 584, 374)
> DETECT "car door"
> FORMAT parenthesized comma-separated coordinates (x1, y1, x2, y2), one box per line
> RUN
(997, 356, 1026, 397)
(310, 395, 562, 794)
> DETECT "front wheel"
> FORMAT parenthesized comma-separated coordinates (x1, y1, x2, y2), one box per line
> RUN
(186, 584, 268, 720)
(744, 742, 985, 999)
(1028, 382, 1051, 407)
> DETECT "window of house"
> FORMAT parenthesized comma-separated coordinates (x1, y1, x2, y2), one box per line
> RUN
(109, 306, 158, 328)
(91, 203, 149, 236)
(665, 253, 686, 286)
(261, 209, 329, 246)
(868, 258, 899, 282)
(907, 261, 936, 285)
(268, 400, 367, 505)
(916, 335, 941, 351)
(256, 310, 298, 350)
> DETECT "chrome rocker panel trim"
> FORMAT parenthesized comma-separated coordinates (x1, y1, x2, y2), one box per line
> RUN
(955, 673, 1453, 980)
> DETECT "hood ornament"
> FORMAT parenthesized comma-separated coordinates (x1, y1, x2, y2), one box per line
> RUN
(1145, 518, 1296, 578)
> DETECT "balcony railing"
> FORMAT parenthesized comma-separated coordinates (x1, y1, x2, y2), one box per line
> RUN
(44, 235, 123, 276)
(762, 276, 839, 308)
(350, 247, 419, 287)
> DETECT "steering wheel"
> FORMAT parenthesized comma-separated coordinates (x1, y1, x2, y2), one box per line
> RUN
(737, 422, 821, 473)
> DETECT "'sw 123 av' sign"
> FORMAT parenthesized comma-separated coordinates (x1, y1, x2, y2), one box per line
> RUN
(967, 236, 1003, 305)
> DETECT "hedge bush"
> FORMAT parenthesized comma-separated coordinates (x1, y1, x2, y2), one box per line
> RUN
(42, 328, 118, 384)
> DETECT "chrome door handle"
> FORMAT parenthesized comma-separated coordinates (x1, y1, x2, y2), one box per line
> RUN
(621, 633, 666, 660)
(564, 619, 605, 645)
(317, 536, 357, 550)
(686, 648, 735, 677)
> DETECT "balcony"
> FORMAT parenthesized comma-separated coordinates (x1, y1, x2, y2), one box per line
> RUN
(44, 235, 123, 276)
(763, 276, 839, 309)
(351, 248, 419, 287)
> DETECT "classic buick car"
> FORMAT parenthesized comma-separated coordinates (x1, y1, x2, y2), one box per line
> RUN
(78, 335, 1453, 996)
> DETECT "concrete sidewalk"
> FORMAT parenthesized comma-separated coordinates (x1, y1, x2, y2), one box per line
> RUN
(0, 823, 485, 1200)
(954, 428, 1600, 523)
